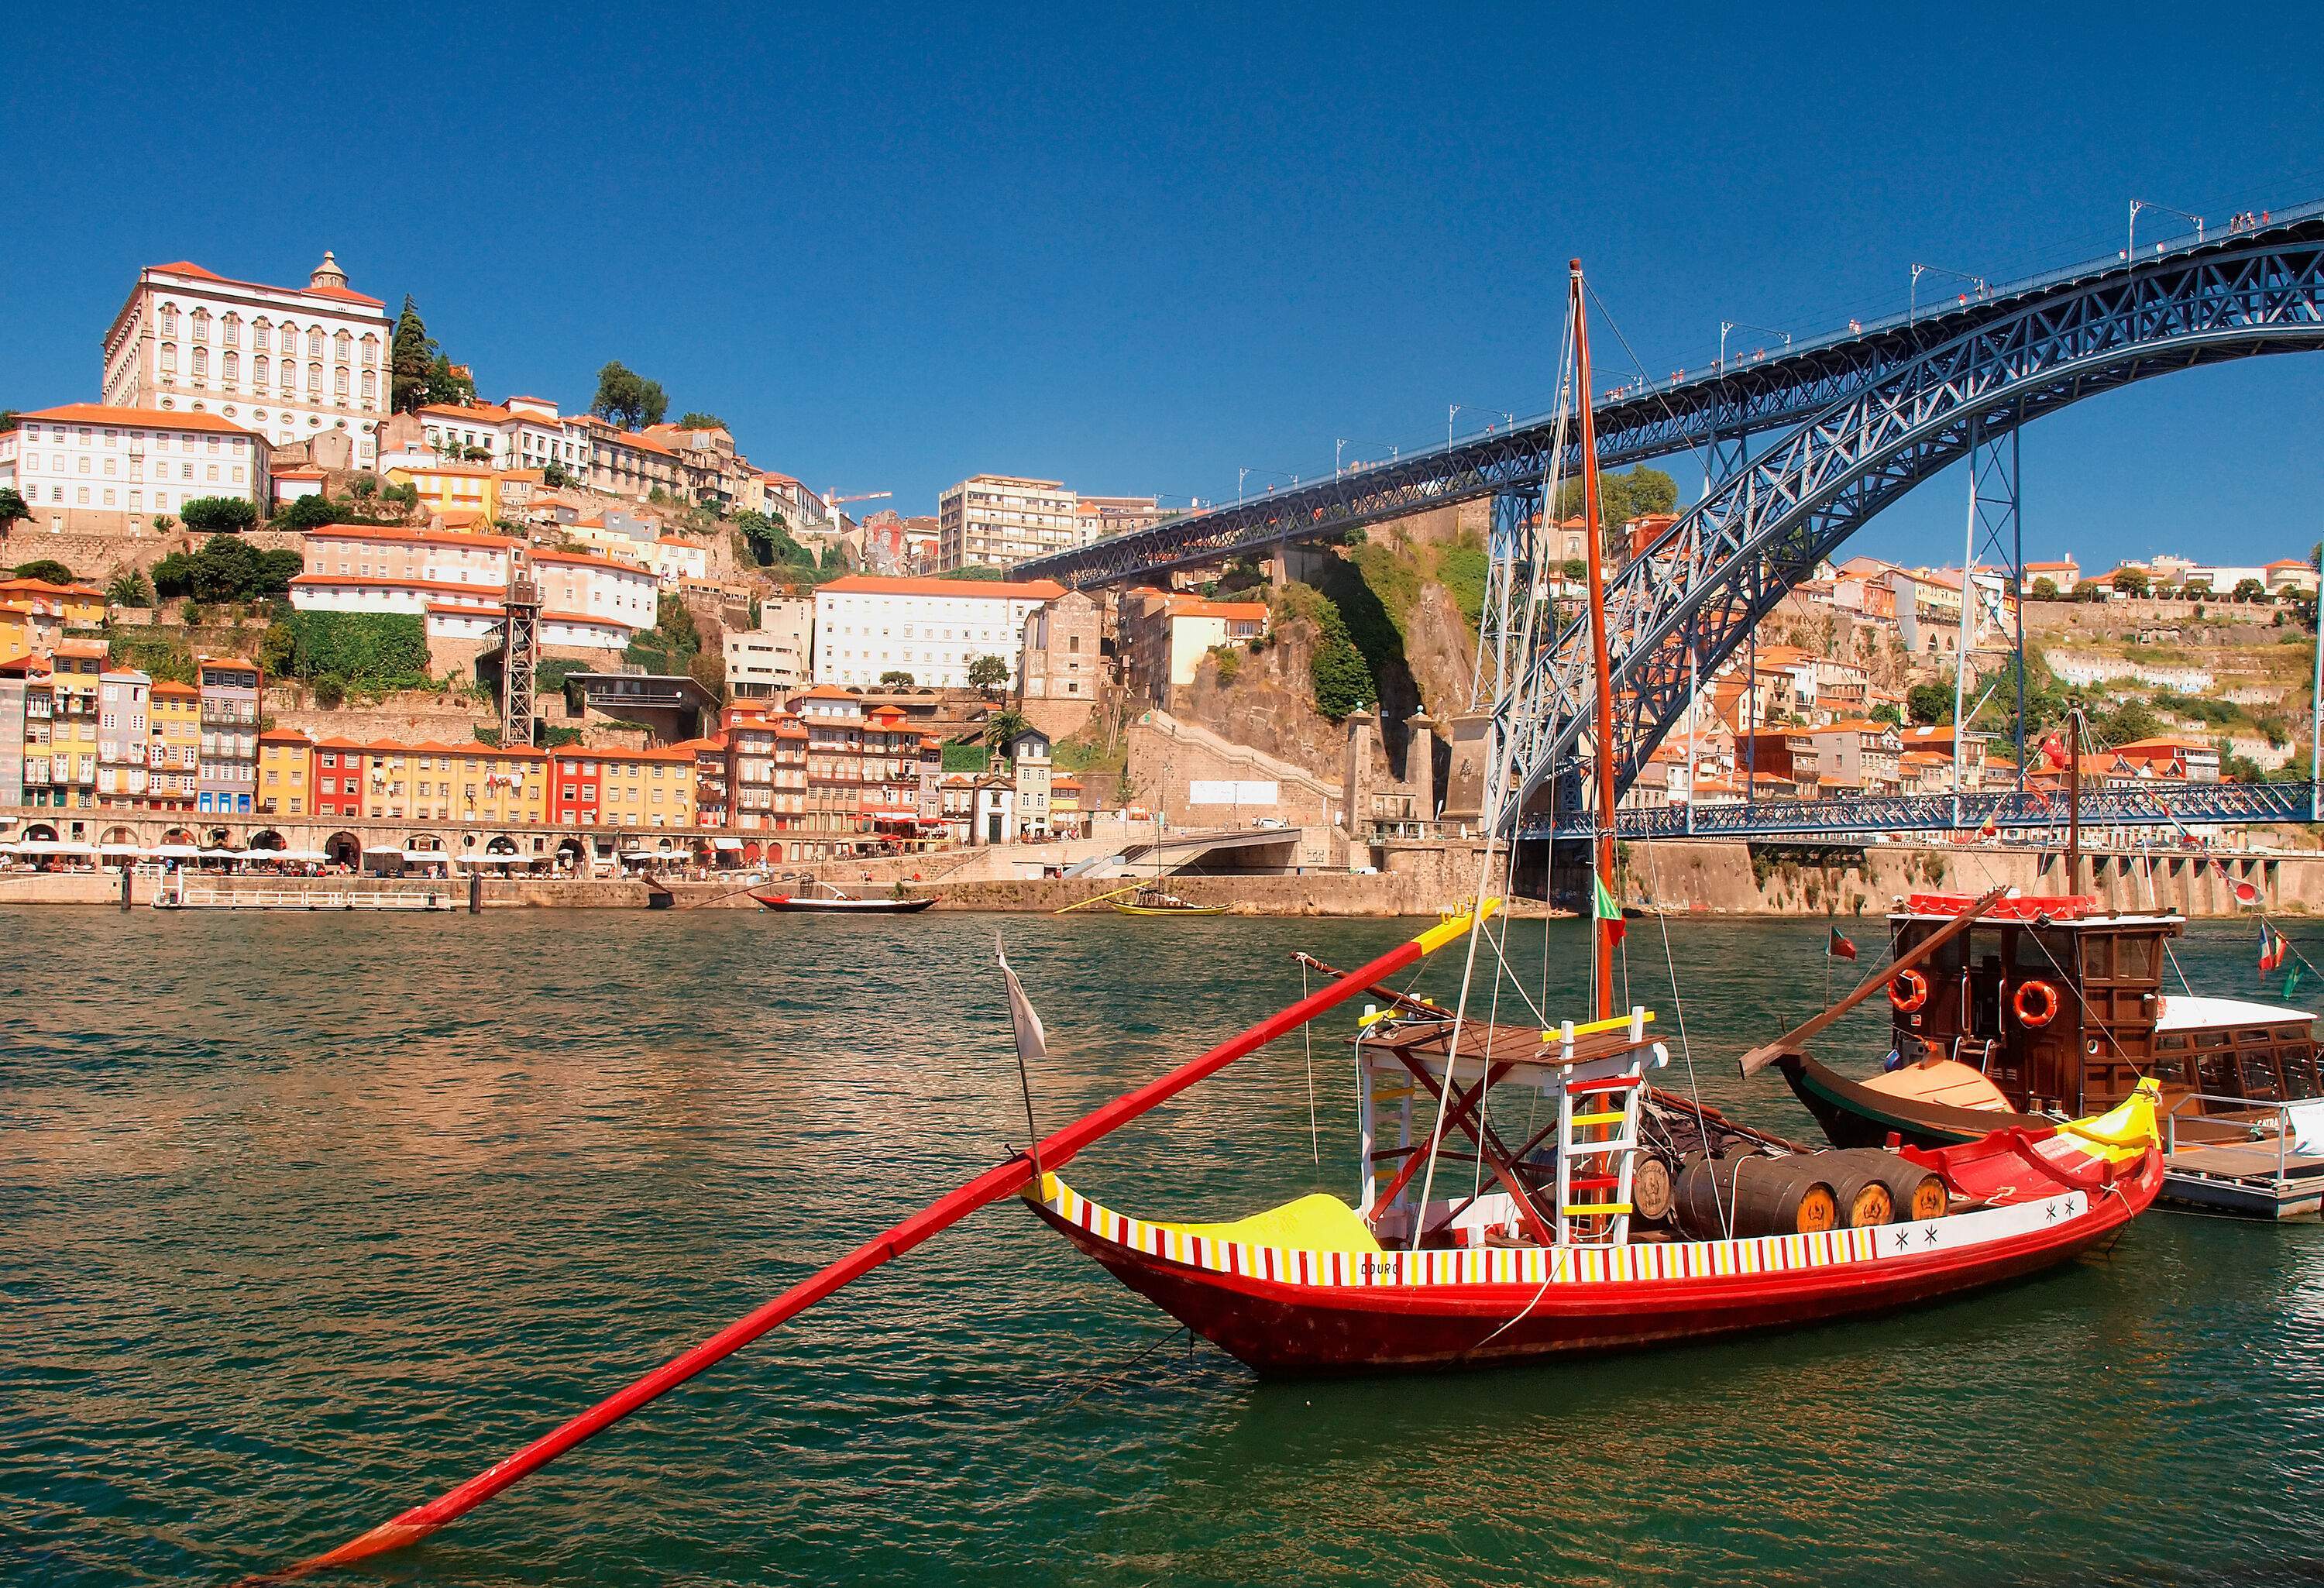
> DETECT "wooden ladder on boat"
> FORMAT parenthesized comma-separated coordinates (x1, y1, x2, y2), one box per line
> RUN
(1549, 1009, 1659, 1246)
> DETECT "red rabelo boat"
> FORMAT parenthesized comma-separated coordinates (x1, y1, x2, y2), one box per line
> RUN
(1024, 260, 2165, 1374)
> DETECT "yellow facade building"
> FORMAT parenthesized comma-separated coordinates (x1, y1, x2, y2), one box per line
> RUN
(257, 728, 314, 816)
(585, 746, 696, 827)
(44, 640, 105, 806)
(399, 741, 549, 824)
(387, 462, 500, 523)
(146, 681, 201, 809)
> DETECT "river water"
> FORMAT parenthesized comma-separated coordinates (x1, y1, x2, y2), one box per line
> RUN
(7, 906, 2322, 1586)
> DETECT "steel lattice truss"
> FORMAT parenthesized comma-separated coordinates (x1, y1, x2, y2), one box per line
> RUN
(1017, 208, 2324, 589)
(1499, 230, 2324, 832)
(1524, 780, 2319, 841)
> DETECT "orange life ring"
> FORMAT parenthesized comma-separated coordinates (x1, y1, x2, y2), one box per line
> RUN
(2013, 979, 2060, 1028)
(1888, 968, 1930, 1013)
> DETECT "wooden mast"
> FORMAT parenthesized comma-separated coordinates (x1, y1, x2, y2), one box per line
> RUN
(2066, 705, 2083, 894)
(1570, 258, 1618, 1021)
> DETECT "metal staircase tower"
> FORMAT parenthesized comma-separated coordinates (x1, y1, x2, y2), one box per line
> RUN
(499, 548, 543, 751)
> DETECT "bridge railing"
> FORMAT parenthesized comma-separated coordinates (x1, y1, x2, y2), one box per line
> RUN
(1520, 782, 2322, 840)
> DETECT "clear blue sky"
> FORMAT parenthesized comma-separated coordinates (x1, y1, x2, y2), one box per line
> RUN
(5, 2, 2320, 567)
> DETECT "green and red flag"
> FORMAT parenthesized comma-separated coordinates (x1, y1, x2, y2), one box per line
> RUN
(1828, 926, 1857, 961)
(1592, 874, 1626, 947)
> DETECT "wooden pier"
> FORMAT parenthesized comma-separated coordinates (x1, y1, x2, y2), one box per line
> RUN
(2161, 1099, 2324, 1219)
(154, 885, 456, 913)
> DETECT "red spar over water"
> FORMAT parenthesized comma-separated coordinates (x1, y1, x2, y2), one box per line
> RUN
(254, 905, 1495, 1580)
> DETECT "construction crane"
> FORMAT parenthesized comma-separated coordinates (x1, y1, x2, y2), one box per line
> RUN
(821, 489, 891, 524)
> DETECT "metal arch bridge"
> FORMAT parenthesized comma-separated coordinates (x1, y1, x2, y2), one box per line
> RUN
(1016, 202, 2324, 590)
(1536, 781, 2322, 843)
(1491, 212, 2324, 835)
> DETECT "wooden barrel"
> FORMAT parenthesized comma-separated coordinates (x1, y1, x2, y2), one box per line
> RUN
(1674, 1154, 1839, 1240)
(1631, 1155, 1676, 1223)
(1811, 1156, 1896, 1229)
(1824, 1149, 1948, 1222)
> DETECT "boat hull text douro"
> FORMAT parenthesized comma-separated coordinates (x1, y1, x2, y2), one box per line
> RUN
(1029, 1105, 2161, 1377)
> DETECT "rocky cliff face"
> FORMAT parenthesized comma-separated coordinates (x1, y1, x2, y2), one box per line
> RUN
(1172, 501, 1487, 787)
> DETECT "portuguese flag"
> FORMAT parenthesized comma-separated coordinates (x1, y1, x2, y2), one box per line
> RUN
(1593, 875, 1627, 947)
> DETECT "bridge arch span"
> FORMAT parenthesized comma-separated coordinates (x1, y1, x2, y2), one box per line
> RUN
(1508, 232, 2324, 821)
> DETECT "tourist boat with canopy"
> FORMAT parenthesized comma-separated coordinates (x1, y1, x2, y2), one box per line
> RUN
(241, 257, 2167, 1582)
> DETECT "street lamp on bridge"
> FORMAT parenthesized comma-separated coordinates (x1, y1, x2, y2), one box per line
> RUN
(1716, 320, 1791, 373)
(2130, 198, 2207, 266)
(1909, 262, 1989, 325)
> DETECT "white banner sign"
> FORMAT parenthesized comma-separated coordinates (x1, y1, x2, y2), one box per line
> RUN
(1188, 779, 1279, 806)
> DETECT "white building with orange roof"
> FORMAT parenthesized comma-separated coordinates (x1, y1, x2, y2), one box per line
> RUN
(1119, 589, 1271, 704)
(0, 404, 271, 536)
(2266, 558, 2320, 596)
(2021, 556, 2081, 595)
(2112, 737, 2219, 784)
(811, 574, 1066, 688)
(99, 253, 391, 465)
(289, 525, 648, 655)
(414, 395, 593, 479)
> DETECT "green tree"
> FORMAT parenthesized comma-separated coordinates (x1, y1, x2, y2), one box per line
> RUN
(2030, 576, 2059, 600)
(282, 612, 431, 687)
(1552, 464, 1679, 527)
(390, 296, 438, 414)
(150, 538, 300, 600)
(2233, 577, 2267, 602)
(0, 486, 28, 528)
(676, 411, 726, 430)
(541, 462, 575, 489)
(179, 496, 258, 534)
(1869, 701, 1903, 726)
(2099, 698, 2161, 745)
(984, 709, 1030, 750)
(965, 654, 1011, 691)
(425, 354, 474, 407)
(592, 360, 669, 429)
(1906, 682, 1954, 724)
(880, 669, 916, 687)
(12, 558, 76, 585)
(273, 493, 340, 531)
(2110, 568, 2150, 597)
(1308, 599, 1376, 722)
(105, 567, 154, 607)
(686, 645, 727, 703)
(257, 621, 296, 678)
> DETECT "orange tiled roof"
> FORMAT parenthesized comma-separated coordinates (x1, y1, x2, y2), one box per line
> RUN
(819, 574, 1066, 600)
(22, 402, 266, 438)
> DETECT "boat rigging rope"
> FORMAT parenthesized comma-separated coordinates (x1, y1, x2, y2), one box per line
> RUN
(1408, 304, 1575, 1253)
(1640, 836, 1728, 1237)
(1298, 961, 1321, 1167)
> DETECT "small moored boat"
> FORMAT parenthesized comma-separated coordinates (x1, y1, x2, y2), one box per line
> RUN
(1110, 886, 1228, 916)
(751, 878, 935, 913)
